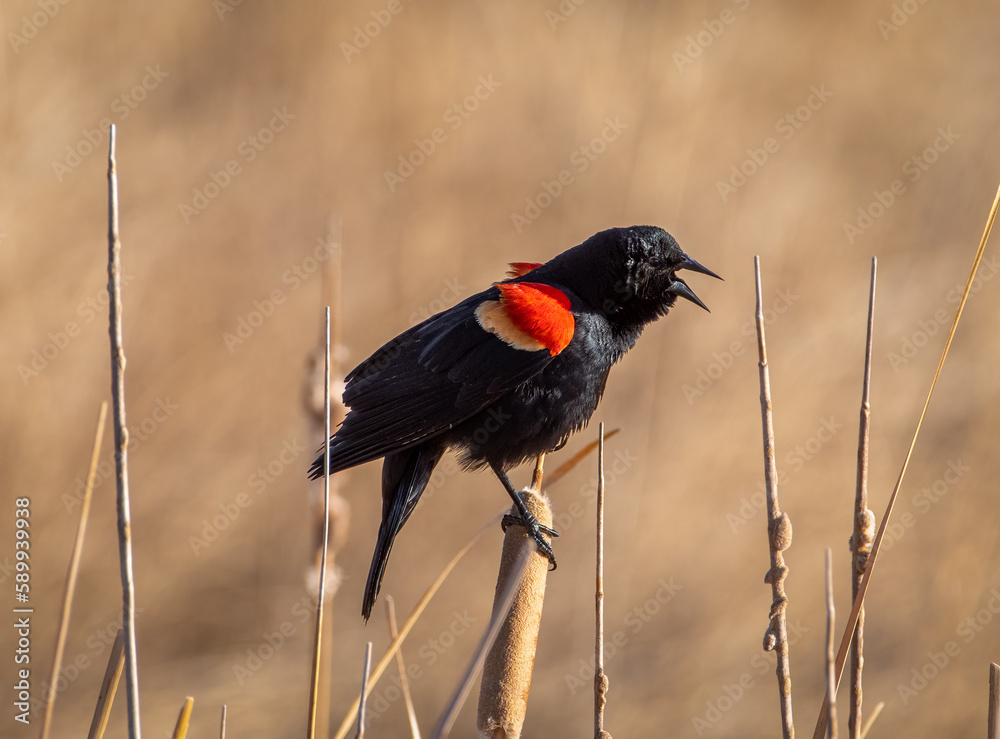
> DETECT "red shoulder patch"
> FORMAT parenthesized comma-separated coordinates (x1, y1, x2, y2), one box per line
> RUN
(506, 262, 544, 278)
(483, 282, 574, 356)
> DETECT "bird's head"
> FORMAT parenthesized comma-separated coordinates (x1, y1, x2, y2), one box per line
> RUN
(546, 225, 722, 325)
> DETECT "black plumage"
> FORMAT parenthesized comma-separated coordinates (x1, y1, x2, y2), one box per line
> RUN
(308, 225, 720, 619)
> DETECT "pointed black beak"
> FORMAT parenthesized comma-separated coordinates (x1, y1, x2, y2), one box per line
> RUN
(669, 252, 721, 312)
(678, 254, 723, 281)
(668, 277, 711, 312)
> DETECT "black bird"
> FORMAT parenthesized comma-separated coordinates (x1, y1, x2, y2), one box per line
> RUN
(309, 225, 720, 619)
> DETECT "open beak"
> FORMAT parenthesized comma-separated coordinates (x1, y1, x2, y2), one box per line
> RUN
(667, 277, 711, 312)
(669, 253, 722, 312)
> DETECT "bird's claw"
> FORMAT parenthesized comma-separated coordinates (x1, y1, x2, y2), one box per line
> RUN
(500, 513, 559, 570)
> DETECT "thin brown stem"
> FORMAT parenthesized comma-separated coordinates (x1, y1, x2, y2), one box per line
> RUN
(356, 642, 373, 739)
(107, 124, 141, 739)
(308, 307, 333, 739)
(849, 259, 877, 739)
(825, 549, 837, 739)
(40, 402, 108, 739)
(87, 628, 125, 739)
(754, 256, 794, 739)
(989, 663, 1000, 739)
(594, 423, 610, 739)
(385, 597, 421, 739)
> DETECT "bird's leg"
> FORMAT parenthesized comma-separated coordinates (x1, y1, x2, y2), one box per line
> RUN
(491, 464, 559, 570)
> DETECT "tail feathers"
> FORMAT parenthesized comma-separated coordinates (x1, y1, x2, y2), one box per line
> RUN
(362, 443, 444, 621)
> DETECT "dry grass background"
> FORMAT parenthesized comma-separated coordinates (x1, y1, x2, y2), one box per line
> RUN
(2, 1, 1000, 736)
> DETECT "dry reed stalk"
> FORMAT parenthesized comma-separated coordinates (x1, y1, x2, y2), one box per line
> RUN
(849, 259, 877, 739)
(475, 487, 553, 739)
(357, 642, 373, 739)
(220, 705, 227, 739)
(989, 663, 1000, 739)
(385, 597, 422, 739)
(40, 402, 107, 739)
(87, 628, 125, 739)
(858, 701, 883, 739)
(594, 424, 611, 739)
(305, 217, 348, 739)
(754, 256, 794, 739)
(332, 514, 503, 739)
(308, 307, 334, 739)
(106, 124, 141, 739)
(812, 183, 1000, 739)
(825, 549, 837, 739)
(171, 697, 194, 739)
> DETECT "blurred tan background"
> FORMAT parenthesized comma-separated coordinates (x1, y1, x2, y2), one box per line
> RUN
(3, 1, 1000, 736)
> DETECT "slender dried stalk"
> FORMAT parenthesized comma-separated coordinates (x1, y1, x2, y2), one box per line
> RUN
(594, 424, 611, 739)
(357, 643, 373, 739)
(754, 256, 794, 739)
(220, 705, 227, 739)
(989, 663, 1000, 739)
(304, 217, 349, 739)
(825, 549, 837, 739)
(106, 124, 141, 739)
(171, 697, 194, 739)
(40, 402, 108, 739)
(812, 183, 1000, 739)
(849, 259, 877, 739)
(858, 701, 883, 739)
(87, 628, 125, 739)
(308, 308, 333, 739)
(385, 597, 422, 739)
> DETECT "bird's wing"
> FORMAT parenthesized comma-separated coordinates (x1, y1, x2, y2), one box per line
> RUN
(320, 282, 577, 471)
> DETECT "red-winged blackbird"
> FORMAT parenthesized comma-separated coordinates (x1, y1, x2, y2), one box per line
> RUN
(309, 225, 720, 619)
